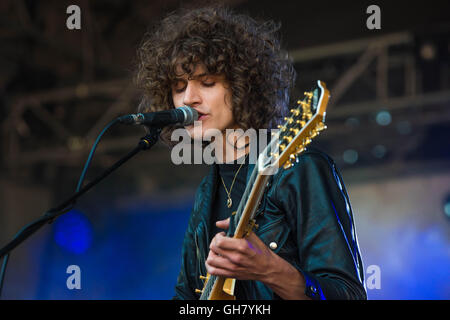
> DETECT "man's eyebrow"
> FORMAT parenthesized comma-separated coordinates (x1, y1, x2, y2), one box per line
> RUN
(173, 73, 216, 82)
(189, 73, 209, 80)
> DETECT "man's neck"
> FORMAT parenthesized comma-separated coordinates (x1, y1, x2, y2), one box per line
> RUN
(214, 131, 251, 164)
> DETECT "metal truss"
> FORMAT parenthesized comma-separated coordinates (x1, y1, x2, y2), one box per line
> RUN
(290, 30, 450, 177)
(1, 1, 449, 183)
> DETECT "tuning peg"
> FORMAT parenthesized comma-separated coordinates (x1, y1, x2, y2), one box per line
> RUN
(296, 120, 306, 127)
(304, 91, 313, 99)
(283, 136, 293, 143)
(277, 124, 287, 131)
(279, 144, 286, 151)
(304, 138, 312, 145)
(199, 275, 207, 281)
(289, 154, 296, 161)
(310, 130, 318, 138)
(284, 117, 294, 124)
(289, 128, 299, 135)
(317, 122, 327, 131)
(290, 109, 300, 116)
(296, 146, 305, 154)
(195, 289, 203, 294)
(270, 152, 279, 158)
(283, 160, 292, 169)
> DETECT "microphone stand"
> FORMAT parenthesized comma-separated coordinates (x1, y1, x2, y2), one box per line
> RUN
(0, 127, 160, 297)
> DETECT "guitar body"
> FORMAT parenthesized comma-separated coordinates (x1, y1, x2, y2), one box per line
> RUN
(208, 276, 236, 300)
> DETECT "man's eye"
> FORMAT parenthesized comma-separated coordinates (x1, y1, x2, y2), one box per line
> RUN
(202, 81, 215, 87)
(173, 82, 186, 93)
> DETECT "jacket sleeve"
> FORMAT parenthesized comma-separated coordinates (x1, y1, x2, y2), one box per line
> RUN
(273, 150, 367, 300)
(172, 180, 207, 300)
(172, 216, 198, 300)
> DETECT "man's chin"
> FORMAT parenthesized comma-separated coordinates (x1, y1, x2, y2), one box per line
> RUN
(185, 124, 222, 142)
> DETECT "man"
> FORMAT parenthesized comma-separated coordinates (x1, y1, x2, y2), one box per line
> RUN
(135, 6, 366, 300)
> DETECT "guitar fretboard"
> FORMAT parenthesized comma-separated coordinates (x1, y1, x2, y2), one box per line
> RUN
(199, 143, 269, 300)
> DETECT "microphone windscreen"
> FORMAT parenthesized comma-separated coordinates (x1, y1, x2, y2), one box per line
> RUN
(178, 106, 198, 125)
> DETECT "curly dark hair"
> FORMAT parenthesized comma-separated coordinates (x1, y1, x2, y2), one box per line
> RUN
(134, 5, 296, 146)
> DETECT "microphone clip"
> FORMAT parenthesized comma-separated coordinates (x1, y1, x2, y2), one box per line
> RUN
(138, 127, 161, 150)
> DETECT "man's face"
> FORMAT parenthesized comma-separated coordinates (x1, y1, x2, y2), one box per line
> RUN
(171, 63, 236, 140)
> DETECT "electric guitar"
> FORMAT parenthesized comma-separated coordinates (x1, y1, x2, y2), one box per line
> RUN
(198, 80, 330, 300)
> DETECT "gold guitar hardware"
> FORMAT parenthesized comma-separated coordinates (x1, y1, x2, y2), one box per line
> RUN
(269, 152, 279, 158)
(244, 219, 259, 237)
(283, 160, 293, 169)
(284, 117, 294, 124)
(289, 128, 299, 135)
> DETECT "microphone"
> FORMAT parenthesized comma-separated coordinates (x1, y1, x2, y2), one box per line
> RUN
(118, 106, 198, 127)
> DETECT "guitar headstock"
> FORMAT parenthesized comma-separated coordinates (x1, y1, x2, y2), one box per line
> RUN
(258, 80, 330, 174)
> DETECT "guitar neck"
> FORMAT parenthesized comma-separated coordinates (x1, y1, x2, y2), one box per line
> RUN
(232, 171, 270, 238)
(200, 163, 270, 300)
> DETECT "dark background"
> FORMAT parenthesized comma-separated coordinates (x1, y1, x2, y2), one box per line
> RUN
(0, 0, 449, 299)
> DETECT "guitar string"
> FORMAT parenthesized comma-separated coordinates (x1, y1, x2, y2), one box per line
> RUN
(200, 141, 272, 299)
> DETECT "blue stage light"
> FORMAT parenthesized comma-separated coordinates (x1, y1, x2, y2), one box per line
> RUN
(444, 195, 450, 219)
(53, 209, 93, 254)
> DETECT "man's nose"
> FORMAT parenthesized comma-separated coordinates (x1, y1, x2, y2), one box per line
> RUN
(183, 82, 201, 106)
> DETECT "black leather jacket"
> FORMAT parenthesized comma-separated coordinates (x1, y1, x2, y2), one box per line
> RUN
(173, 148, 367, 300)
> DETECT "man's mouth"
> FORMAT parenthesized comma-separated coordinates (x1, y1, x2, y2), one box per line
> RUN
(196, 111, 208, 120)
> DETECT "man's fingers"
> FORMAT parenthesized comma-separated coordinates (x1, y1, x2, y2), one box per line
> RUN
(215, 217, 230, 230)
(207, 250, 239, 271)
(210, 233, 254, 257)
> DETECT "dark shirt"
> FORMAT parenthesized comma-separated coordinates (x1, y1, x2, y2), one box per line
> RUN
(210, 157, 249, 239)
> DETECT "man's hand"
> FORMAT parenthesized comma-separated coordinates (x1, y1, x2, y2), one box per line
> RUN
(205, 217, 310, 300)
(206, 217, 276, 282)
